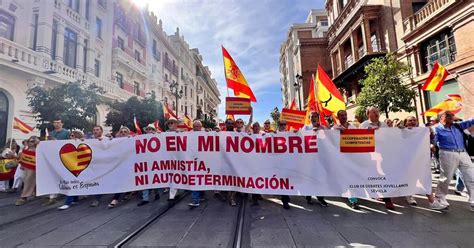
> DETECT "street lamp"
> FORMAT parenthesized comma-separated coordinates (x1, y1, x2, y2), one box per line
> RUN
(170, 81, 183, 116)
(293, 74, 303, 110)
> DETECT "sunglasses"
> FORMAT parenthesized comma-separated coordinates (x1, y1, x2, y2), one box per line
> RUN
(279, 123, 287, 126)
(28, 140, 35, 143)
(236, 121, 244, 124)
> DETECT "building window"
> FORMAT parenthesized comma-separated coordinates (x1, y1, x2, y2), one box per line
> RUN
(83, 39, 88, 72)
(51, 19, 57, 59)
(68, 0, 79, 12)
(185, 106, 188, 114)
(0, 10, 15, 41)
(63, 28, 77, 68)
(321, 20, 328, 26)
(184, 86, 187, 97)
(152, 39, 160, 60)
(135, 50, 141, 63)
(94, 59, 100, 77)
(32, 13, 39, 50)
(85, 0, 90, 20)
(421, 30, 457, 73)
(191, 90, 193, 98)
(117, 36, 124, 50)
(98, 0, 106, 8)
(134, 81, 139, 95)
(370, 33, 379, 52)
(116, 72, 123, 88)
(96, 17, 102, 39)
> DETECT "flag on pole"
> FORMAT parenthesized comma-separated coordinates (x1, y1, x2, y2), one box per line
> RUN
(316, 65, 346, 113)
(222, 46, 257, 102)
(184, 114, 193, 130)
(421, 94, 462, 116)
(163, 102, 177, 120)
(289, 99, 296, 110)
(421, 61, 449, 92)
(133, 116, 143, 135)
(13, 117, 34, 134)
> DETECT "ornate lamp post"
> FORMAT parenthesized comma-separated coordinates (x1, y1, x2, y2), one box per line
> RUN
(170, 81, 183, 116)
(293, 74, 304, 110)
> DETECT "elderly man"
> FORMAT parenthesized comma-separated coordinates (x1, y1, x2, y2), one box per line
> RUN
(433, 111, 474, 211)
(189, 120, 205, 207)
(359, 107, 395, 210)
(137, 124, 160, 207)
(302, 111, 329, 207)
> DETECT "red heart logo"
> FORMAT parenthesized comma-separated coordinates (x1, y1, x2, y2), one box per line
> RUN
(59, 143, 92, 177)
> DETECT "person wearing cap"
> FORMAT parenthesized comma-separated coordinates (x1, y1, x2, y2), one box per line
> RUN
(188, 120, 206, 208)
(137, 124, 160, 206)
(277, 119, 291, 209)
(301, 111, 329, 207)
(263, 120, 273, 133)
(433, 111, 474, 211)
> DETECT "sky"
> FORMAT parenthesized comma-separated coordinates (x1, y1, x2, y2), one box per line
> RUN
(135, 0, 325, 122)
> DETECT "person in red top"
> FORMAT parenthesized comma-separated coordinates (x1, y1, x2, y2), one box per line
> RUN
(15, 136, 40, 206)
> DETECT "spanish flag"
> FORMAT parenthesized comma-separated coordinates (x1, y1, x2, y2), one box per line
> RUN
(13, 117, 34, 134)
(422, 94, 462, 116)
(289, 99, 296, 110)
(222, 46, 257, 102)
(421, 61, 449, 92)
(153, 120, 163, 132)
(184, 114, 193, 130)
(304, 75, 317, 126)
(316, 65, 346, 113)
(163, 102, 177, 120)
(133, 116, 143, 135)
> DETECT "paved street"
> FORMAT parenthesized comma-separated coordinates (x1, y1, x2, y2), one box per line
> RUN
(1, 179, 474, 247)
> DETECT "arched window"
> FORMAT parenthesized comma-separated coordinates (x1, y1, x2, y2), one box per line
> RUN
(0, 10, 15, 41)
(0, 91, 9, 147)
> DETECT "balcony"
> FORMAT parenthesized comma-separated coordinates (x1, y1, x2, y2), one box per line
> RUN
(0, 37, 136, 100)
(403, 0, 456, 34)
(112, 48, 146, 77)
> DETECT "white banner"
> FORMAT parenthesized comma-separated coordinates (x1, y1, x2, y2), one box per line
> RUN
(36, 129, 432, 198)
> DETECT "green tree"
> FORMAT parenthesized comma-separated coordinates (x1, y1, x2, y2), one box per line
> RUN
(270, 107, 280, 130)
(105, 91, 164, 133)
(27, 81, 104, 133)
(356, 53, 417, 118)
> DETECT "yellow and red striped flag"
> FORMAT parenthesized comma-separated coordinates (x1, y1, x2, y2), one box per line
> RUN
(133, 116, 143, 135)
(421, 61, 449, 92)
(13, 117, 34, 134)
(163, 102, 177, 120)
(304, 75, 318, 126)
(226, 114, 235, 121)
(316, 65, 346, 113)
(184, 114, 193, 130)
(222, 46, 257, 102)
(289, 99, 296, 110)
(422, 94, 462, 116)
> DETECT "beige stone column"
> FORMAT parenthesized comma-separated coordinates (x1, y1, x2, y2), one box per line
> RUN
(361, 19, 373, 54)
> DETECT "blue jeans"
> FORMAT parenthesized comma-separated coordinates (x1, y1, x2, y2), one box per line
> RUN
(142, 190, 150, 201)
(456, 169, 465, 192)
(64, 196, 78, 205)
(191, 191, 202, 203)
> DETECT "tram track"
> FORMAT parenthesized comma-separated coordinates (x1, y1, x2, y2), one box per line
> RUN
(113, 192, 247, 248)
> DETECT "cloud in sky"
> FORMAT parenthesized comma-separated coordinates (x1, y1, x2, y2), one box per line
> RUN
(145, 0, 325, 122)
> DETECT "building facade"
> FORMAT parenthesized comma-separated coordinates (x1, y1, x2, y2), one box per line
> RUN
(280, 9, 330, 110)
(0, 0, 220, 146)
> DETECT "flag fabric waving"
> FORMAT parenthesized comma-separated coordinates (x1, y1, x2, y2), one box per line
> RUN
(304, 75, 317, 126)
(163, 102, 177, 120)
(289, 99, 296, 110)
(222, 46, 257, 102)
(422, 94, 463, 116)
(316, 65, 346, 114)
(13, 117, 34, 134)
(421, 61, 449, 92)
(184, 114, 193, 130)
(153, 120, 163, 132)
(226, 114, 235, 121)
(133, 116, 143, 135)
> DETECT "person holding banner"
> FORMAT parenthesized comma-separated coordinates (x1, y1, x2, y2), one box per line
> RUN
(0, 138, 19, 192)
(58, 130, 85, 210)
(137, 124, 161, 207)
(108, 126, 131, 208)
(332, 110, 360, 210)
(433, 111, 474, 211)
(15, 136, 40, 206)
(250, 122, 263, 205)
(90, 126, 106, 207)
(359, 107, 395, 210)
(263, 120, 273, 133)
(188, 120, 206, 208)
(166, 117, 180, 200)
(277, 120, 291, 209)
(302, 111, 329, 207)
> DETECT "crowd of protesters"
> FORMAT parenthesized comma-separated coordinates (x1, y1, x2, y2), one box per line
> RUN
(1, 107, 473, 212)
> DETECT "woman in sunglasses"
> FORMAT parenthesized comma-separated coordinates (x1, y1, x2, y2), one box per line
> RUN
(15, 136, 40, 206)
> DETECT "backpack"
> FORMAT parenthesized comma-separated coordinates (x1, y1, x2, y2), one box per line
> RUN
(454, 124, 474, 156)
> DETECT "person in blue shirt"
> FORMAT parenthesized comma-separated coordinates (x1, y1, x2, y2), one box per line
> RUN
(433, 110, 474, 211)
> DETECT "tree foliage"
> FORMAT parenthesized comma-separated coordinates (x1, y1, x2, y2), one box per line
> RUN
(356, 53, 417, 118)
(27, 81, 104, 132)
(105, 91, 164, 133)
(270, 107, 280, 130)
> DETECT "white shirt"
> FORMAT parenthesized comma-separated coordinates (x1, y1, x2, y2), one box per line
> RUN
(360, 120, 388, 129)
(302, 124, 328, 131)
(332, 123, 357, 130)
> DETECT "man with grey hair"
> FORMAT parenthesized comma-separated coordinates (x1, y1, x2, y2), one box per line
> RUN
(433, 110, 474, 211)
(189, 120, 204, 207)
